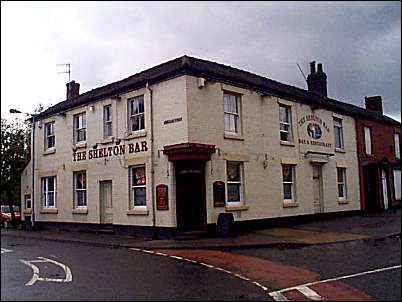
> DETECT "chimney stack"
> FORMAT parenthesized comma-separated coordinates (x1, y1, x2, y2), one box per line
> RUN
(365, 96, 383, 115)
(66, 81, 80, 100)
(307, 61, 327, 98)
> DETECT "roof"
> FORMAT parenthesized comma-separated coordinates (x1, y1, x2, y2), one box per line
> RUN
(36, 55, 400, 126)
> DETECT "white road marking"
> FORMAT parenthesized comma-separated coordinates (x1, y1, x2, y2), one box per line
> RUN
(296, 286, 322, 300)
(268, 264, 401, 301)
(19, 257, 73, 286)
(1, 248, 13, 254)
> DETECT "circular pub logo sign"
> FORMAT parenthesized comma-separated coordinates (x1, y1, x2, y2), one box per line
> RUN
(307, 123, 322, 139)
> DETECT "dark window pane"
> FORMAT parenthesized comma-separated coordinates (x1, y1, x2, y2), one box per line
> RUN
(77, 191, 86, 206)
(283, 183, 292, 199)
(338, 184, 344, 198)
(282, 165, 292, 182)
(134, 188, 146, 206)
(227, 163, 240, 181)
(227, 183, 240, 202)
(47, 177, 54, 191)
(133, 167, 146, 185)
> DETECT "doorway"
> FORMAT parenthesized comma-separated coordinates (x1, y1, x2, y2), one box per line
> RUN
(99, 180, 113, 224)
(381, 169, 389, 210)
(312, 165, 323, 213)
(175, 161, 206, 232)
(363, 164, 379, 212)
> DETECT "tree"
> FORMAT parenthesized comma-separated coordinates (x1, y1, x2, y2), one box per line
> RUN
(1, 117, 31, 223)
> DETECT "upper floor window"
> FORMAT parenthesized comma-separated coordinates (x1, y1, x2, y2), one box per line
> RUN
(226, 161, 243, 205)
(24, 194, 32, 209)
(130, 165, 146, 208)
(364, 126, 372, 155)
(45, 122, 55, 150)
(394, 133, 400, 159)
(282, 164, 296, 203)
(74, 171, 87, 208)
(128, 95, 145, 133)
(333, 118, 344, 149)
(103, 105, 112, 138)
(337, 168, 347, 200)
(393, 169, 401, 201)
(224, 93, 241, 134)
(41, 176, 56, 208)
(279, 105, 292, 142)
(74, 112, 87, 143)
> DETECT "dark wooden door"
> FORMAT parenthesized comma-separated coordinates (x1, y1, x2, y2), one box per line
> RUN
(364, 164, 379, 212)
(176, 161, 206, 232)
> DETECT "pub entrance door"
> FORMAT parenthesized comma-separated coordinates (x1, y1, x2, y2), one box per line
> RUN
(175, 161, 206, 232)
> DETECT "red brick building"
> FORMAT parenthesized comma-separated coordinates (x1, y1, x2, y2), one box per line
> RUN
(356, 96, 401, 212)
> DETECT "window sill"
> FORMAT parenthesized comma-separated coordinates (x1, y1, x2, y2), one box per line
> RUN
(224, 133, 244, 141)
(225, 205, 249, 211)
(43, 148, 56, 155)
(127, 209, 149, 215)
(72, 208, 88, 214)
(100, 138, 114, 144)
(40, 208, 58, 214)
(280, 141, 295, 147)
(283, 202, 299, 208)
(337, 199, 350, 204)
(335, 148, 346, 153)
(23, 209, 32, 214)
(73, 142, 87, 149)
(125, 131, 147, 140)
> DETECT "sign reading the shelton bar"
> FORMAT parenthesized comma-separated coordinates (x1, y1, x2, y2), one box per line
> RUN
(73, 141, 148, 162)
(298, 114, 332, 148)
(156, 184, 169, 210)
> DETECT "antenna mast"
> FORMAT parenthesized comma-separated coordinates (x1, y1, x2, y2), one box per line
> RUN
(57, 63, 71, 82)
(297, 63, 307, 83)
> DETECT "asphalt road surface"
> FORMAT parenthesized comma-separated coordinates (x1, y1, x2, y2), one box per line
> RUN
(224, 235, 401, 301)
(1, 236, 269, 301)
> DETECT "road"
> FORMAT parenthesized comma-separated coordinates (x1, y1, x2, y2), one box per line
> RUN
(1, 234, 400, 301)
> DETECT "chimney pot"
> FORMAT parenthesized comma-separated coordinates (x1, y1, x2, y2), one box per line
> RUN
(66, 81, 80, 100)
(310, 61, 316, 74)
(317, 63, 323, 73)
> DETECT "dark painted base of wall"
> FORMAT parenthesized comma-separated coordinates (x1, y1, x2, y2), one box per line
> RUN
(28, 209, 374, 239)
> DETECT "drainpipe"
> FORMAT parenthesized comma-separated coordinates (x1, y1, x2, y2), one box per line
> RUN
(146, 82, 157, 239)
(31, 115, 36, 229)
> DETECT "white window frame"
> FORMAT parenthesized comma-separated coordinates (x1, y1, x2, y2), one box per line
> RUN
(226, 161, 244, 206)
(25, 194, 32, 209)
(41, 176, 56, 208)
(279, 105, 292, 142)
(282, 164, 296, 203)
(394, 133, 400, 159)
(393, 169, 401, 201)
(74, 171, 87, 208)
(224, 93, 241, 134)
(45, 122, 55, 150)
(74, 112, 87, 143)
(130, 165, 147, 209)
(334, 118, 344, 149)
(103, 105, 113, 138)
(128, 95, 145, 133)
(337, 168, 347, 200)
(364, 126, 372, 155)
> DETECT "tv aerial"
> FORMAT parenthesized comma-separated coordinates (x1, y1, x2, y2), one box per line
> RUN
(57, 63, 71, 82)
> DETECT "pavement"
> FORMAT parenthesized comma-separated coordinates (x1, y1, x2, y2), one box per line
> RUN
(1, 208, 400, 250)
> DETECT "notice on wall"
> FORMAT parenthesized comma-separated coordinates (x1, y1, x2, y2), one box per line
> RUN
(213, 181, 226, 207)
(156, 184, 169, 210)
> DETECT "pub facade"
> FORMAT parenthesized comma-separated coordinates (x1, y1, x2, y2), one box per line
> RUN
(20, 56, 397, 235)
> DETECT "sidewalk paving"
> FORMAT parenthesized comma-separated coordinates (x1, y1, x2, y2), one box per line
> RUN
(1, 209, 400, 250)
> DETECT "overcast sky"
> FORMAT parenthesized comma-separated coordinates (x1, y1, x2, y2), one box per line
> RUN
(1, 1, 401, 122)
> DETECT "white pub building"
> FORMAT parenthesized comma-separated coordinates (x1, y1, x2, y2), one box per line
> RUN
(21, 56, 374, 236)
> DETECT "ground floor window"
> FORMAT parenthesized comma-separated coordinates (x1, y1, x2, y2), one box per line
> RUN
(337, 168, 347, 199)
(41, 176, 56, 208)
(282, 164, 296, 203)
(394, 169, 401, 201)
(24, 194, 32, 209)
(130, 165, 146, 209)
(226, 161, 243, 205)
(74, 171, 87, 207)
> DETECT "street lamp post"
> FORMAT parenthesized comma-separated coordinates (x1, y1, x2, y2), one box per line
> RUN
(9, 109, 36, 230)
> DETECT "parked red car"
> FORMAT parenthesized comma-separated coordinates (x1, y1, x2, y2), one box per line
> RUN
(1, 205, 21, 224)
